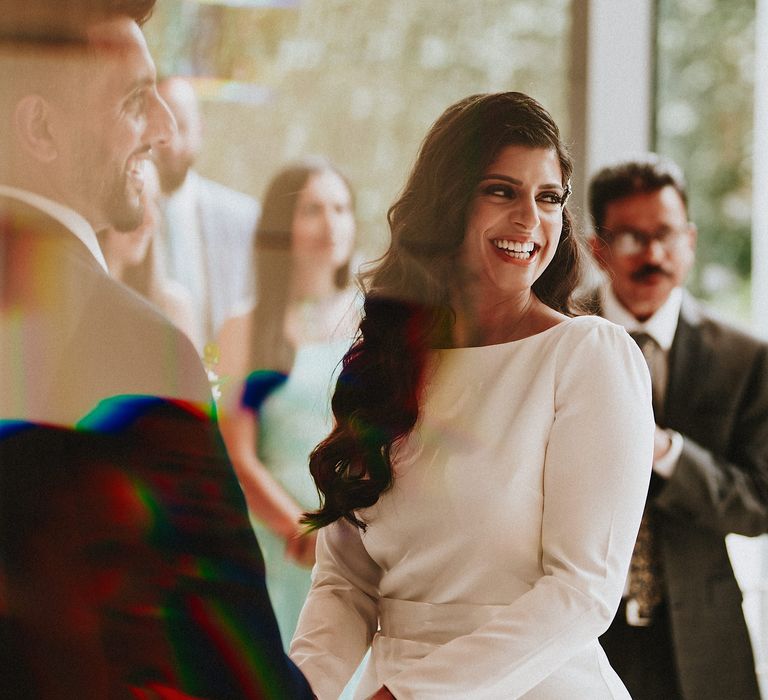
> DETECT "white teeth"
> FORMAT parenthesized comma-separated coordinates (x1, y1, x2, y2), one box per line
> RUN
(492, 239, 536, 257)
(127, 159, 144, 178)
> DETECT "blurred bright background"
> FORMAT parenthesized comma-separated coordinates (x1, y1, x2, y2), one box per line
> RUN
(143, 1, 768, 693)
(144, 0, 572, 265)
(144, 0, 766, 329)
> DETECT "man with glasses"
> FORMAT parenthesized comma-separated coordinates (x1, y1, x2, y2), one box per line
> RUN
(588, 153, 767, 700)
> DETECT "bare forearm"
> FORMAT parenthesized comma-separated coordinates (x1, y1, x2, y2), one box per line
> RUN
(234, 453, 305, 538)
(219, 400, 304, 539)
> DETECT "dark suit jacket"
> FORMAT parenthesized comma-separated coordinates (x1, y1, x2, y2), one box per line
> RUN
(598, 290, 767, 700)
(0, 196, 312, 699)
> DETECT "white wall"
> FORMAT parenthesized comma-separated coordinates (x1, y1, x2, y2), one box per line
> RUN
(569, 0, 654, 232)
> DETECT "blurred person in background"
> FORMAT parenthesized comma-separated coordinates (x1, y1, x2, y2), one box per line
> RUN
(154, 75, 260, 351)
(99, 161, 200, 348)
(217, 157, 360, 645)
(588, 153, 767, 700)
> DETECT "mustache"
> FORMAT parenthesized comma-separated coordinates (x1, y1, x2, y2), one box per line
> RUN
(631, 264, 673, 282)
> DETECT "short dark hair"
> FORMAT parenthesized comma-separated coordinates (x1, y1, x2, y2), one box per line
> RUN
(0, 0, 157, 174)
(0, 0, 156, 46)
(589, 153, 688, 235)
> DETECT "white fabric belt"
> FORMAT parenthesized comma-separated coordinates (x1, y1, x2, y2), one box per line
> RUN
(378, 597, 508, 645)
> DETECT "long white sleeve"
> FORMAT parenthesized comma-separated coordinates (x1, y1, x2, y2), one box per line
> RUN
(290, 518, 381, 699)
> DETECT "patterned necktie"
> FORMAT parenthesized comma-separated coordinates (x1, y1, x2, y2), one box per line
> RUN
(627, 331, 665, 624)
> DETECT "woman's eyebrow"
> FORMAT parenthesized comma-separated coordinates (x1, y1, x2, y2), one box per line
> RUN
(479, 174, 564, 191)
(479, 174, 522, 185)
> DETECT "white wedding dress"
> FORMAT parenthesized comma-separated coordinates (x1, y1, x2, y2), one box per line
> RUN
(290, 316, 654, 700)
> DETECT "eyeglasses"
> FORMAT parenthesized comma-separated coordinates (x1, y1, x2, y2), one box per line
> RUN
(599, 226, 690, 257)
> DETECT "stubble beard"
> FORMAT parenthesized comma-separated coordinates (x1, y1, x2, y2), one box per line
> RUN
(102, 170, 144, 233)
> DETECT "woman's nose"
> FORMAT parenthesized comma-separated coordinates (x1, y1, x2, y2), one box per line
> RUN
(509, 195, 540, 231)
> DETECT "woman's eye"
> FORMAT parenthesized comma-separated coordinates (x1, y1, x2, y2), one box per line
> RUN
(482, 184, 514, 198)
(538, 192, 563, 205)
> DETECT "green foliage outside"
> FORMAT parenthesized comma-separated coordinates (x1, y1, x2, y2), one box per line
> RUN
(655, 0, 755, 316)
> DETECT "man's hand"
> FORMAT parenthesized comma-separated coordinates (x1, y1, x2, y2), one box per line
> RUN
(653, 425, 672, 462)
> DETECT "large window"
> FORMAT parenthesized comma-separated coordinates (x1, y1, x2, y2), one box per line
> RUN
(655, 0, 756, 319)
(144, 0, 572, 259)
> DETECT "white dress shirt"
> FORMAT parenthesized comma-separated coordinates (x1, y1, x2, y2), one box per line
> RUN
(159, 172, 207, 341)
(0, 184, 109, 273)
(601, 286, 684, 477)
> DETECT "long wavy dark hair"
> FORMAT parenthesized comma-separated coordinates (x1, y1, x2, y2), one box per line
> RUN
(304, 92, 583, 530)
(248, 156, 355, 374)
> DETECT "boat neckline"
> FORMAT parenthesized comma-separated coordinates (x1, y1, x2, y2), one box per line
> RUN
(433, 315, 595, 352)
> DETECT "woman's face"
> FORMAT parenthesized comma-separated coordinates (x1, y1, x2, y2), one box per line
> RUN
(460, 144, 565, 302)
(291, 170, 356, 272)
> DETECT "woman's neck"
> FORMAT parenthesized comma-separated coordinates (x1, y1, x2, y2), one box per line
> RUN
(290, 263, 338, 301)
(284, 286, 354, 348)
(452, 289, 537, 348)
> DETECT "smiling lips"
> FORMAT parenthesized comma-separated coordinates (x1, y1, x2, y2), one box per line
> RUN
(492, 238, 537, 260)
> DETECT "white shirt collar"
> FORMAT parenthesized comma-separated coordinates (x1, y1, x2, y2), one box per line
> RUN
(602, 286, 682, 352)
(0, 185, 109, 273)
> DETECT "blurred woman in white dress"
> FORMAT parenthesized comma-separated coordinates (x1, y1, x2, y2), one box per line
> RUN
(290, 93, 655, 699)
(217, 157, 359, 645)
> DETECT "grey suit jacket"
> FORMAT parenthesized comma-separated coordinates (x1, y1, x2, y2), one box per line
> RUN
(599, 290, 767, 700)
(0, 196, 312, 699)
(161, 171, 260, 344)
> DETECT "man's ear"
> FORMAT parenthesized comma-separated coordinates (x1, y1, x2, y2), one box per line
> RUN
(13, 95, 59, 163)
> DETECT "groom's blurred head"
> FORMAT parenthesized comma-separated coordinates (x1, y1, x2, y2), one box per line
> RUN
(0, 0, 176, 232)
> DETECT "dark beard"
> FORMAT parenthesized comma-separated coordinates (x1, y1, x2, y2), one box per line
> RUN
(105, 172, 144, 233)
(631, 263, 672, 282)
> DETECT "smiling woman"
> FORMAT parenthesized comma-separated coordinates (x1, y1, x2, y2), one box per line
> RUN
(457, 145, 572, 346)
(288, 92, 655, 700)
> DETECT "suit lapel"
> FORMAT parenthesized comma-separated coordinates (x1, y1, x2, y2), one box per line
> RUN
(664, 292, 709, 431)
(1, 195, 112, 424)
(0, 195, 106, 276)
(590, 287, 708, 432)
